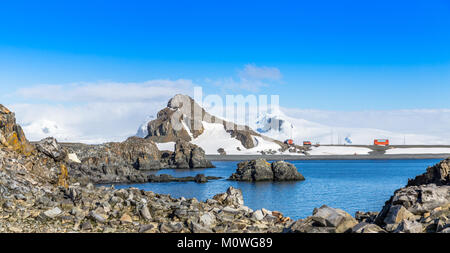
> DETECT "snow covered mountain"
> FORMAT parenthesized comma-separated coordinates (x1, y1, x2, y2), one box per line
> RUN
(137, 94, 290, 155)
(252, 109, 449, 145)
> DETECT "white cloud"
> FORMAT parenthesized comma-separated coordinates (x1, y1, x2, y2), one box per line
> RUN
(239, 64, 282, 81)
(15, 79, 193, 103)
(208, 64, 282, 92)
(8, 80, 194, 143)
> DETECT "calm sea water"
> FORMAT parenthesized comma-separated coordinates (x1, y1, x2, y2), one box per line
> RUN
(112, 159, 440, 220)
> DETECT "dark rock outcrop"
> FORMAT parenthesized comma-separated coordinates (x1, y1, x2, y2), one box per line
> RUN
(372, 158, 450, 233)
(64, 137, 214, 184)
(407, 158, 450, 186)
(147, 173, 220, 183)
(64, 137, 161, 184)
(272, 161, 306, 181)
(229, 159, 305, 182)
(160, 140, 214, 169)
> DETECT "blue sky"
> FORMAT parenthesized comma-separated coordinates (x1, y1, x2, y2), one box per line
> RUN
(1, 0, 449, 110)
(1, 1, 450, 142)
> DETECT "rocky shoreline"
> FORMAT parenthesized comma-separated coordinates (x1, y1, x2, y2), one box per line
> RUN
(1, 104, 450, 233)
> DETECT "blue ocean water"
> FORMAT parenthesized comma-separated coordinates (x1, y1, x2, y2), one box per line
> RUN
(112, 159, 440, 220)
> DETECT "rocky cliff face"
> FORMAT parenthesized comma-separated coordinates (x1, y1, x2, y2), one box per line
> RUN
(0, 104, 34, 156)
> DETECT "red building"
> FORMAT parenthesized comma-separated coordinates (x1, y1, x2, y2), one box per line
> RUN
(374, 139, 389, 146)
(285, 139, 294, 145)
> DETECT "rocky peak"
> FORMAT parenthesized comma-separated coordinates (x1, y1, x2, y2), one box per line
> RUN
(145, 95, 285, 150)
(0, 104, 34, 156)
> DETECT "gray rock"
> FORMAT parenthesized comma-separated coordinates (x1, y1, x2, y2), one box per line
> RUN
(230, 159, 273, 181)
(395, 220, 423, 233)
(199, 212, 216, 227)
(138, 224, 155, 233)
(140, 204, 152, 221)
(160, 222, 184, 233)
(312, 205, 358, 233)
(252, 210, 265, 221)
(36, 137, 67, 161)
(190, 221, 213, 233)
(89, 211, 107, 223)
(230, 159, 305, 182)
(383, 205, 414, 224)
(42, 207, 62, 219)
(352, 222, 386, 233)
(271, 161, 305, 181)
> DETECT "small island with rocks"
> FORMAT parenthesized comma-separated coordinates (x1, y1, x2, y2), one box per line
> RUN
(229, 159, 305, 182)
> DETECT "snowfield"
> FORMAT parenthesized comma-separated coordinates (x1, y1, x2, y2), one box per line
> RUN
(307, 146, 372, 155)
(385, 148, 450, 155)
(251, 109, 450, 146)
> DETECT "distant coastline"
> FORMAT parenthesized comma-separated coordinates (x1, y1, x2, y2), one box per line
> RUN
(207, 153, 450, 161)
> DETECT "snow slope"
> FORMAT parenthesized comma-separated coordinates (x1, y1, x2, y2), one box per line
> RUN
(307, 146, 372, 155)
(252, 109, 448, 146)
(189, 122, 284, 155)
(385, 148, 450, 155)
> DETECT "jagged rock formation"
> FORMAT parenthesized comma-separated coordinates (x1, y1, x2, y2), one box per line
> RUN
(63, 137, 214, 184)
(36, 137, 67, 162)
(159, 140, 214, 169)
(407, 158, 450, 186)
(0, 104, 34, 156)
(62, 137, 161, 184)
(230, 159, 305, 181)
(145, 94, 286, 150)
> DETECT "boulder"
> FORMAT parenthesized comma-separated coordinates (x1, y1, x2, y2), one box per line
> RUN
(288, 205, 358, 233)
(375, 184, 450, 225)
(230, 159, 273, 181)
(271, 161, 305, 181)
(383, 205, 415, 224)
(230, 159, 305, 182)
(352, 222, 386, 233)
(395, 220, 423, 233)
(36, 137, 67, 161)
(312, 205, 358, 233)
(213, 187, 244, 207)
(42, 207, 62, 219)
